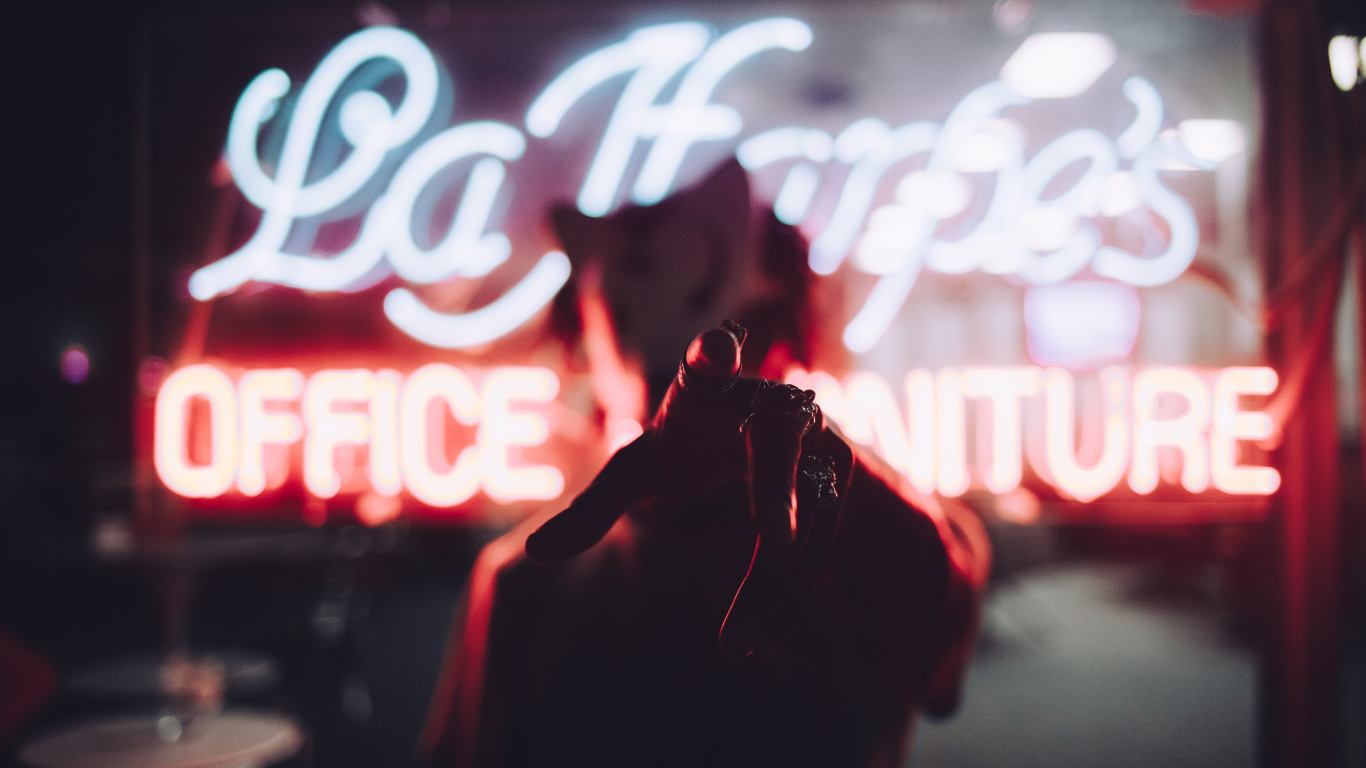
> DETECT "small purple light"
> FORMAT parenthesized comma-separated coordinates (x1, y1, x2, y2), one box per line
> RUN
(61, 345, 90, 385)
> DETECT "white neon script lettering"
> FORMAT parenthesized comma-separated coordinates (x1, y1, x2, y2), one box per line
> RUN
(202, 28, 440, 297)
(194, 28, 568, 349)
(826, 72, 1210, 352)
(523, 22, 1218, 354)
(194, 23, 1235, 354)
(527, 18, 812, 215)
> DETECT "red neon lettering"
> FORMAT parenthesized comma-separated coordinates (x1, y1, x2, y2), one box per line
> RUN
(1043, 367, 1129, 502)
(789, 365, 1278, 501)
(154, 365, 238, 498)
(155, 363, 1278, 505)
(964, 368, 1042, 494)
(1129, 368, 1210, 494)
(399, 364, 482, 507)
(370, 370, 403, 497)
(1211, 367, 1280, 494)
(935, 369, 968, 497)
(839, 371, 936, 495)
(303, 370, 377, 499)
(237, 369, 304, 497)
(479, 368, 563, 502)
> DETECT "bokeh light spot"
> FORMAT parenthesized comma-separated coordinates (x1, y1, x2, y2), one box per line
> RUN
(61, 345, 90, 385)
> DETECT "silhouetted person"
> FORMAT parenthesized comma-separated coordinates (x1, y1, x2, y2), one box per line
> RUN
(422, 324, 987, 768)
(548, 159, 821, 413)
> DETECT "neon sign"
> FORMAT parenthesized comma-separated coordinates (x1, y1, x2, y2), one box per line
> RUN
(787, 366, 1279, 501)
(154, 364, 563, 505)
(190, 20, 1245, 354)
(159, 14, 1265, 516)
(153, 362, 1276, 508)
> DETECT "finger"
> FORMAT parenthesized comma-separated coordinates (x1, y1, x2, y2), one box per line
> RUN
(681, 325, 743, 390)
(748, 434, 852, 662)
(651, 324, 754, 500)
(720, 429, 851, 661)
(716, 409, 808, 659)
(745, 408, 803, 546)
(721, 382, 814, 650)
(718, 523, 795, 659)
(525, 434, 653, 563)
(738, 384, 819, 545)
(654, 324, 746, 434)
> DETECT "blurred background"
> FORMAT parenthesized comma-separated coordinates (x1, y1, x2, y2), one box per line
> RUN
(2, 0, 1363, 766)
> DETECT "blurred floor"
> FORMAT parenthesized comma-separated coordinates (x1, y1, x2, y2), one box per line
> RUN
(9, 527, 1364, 768)
(911, 563, 1256, 768)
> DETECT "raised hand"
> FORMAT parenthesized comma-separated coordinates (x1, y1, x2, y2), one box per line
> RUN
(524, 322, 852, 660)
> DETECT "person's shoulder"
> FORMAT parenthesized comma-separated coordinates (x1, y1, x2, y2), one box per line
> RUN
(466, 512, 558, 600)
(469, 508, 632, 605)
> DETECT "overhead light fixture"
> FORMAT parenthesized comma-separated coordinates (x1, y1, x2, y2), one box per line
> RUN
(1001, 33, 1116, 99)
(1178, 119, 1246, 164)
(1328, 35, 1361, 91)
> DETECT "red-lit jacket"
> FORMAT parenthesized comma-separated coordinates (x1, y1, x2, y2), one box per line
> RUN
(421, 437, 988, 768)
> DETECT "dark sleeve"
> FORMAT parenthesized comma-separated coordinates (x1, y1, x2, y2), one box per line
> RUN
(419, 529, 554, 768)
(829, 440, 990, 718)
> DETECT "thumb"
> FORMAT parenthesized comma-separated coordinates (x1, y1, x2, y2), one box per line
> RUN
(525, 435, 652, 563)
